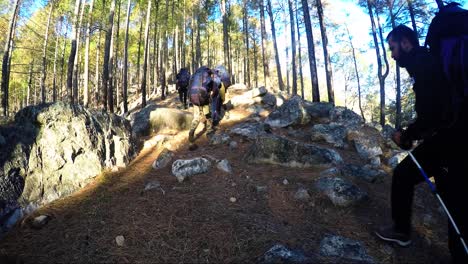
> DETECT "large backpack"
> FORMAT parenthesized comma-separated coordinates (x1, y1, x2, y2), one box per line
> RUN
(177, 68, 191, 89)
(189, 67, 213, 106)
(214, 65, 231, 89)
(425, 3, 468, 119)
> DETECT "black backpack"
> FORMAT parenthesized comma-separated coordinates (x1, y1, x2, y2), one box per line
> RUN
(425, 2, 468, 118)
(177, 68, 191, 89)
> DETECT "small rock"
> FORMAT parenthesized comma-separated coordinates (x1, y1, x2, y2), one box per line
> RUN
(31, 215, 50, 229)
(143, 180, 161, 191)
(251, 86, 268, 98)
(209, 132, 231, 145)
(171, 158, 211, 182)
(294, 188, 311, 201)
(229, 141, 238, 149)
(319, 235, 374, 263)
(230, 197, 237, 203)
(369, 157, 381, 167)
(256, 186, 268, 193)
(283, 179, 289, 185)
(115, 235, 125, 246)
(319, 167, 342, 177)
(259, 244, 309, 263)
(231, 182, 237, 187)
(152, 148, 174, 169)
(217, 159, 233, 174)
(315, 177, 368, 207)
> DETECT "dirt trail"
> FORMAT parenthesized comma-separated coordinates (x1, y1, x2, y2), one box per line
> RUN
(0, 94, 451, 263)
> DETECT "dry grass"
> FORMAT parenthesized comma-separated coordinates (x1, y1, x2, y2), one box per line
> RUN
(0, 94, 451, 263)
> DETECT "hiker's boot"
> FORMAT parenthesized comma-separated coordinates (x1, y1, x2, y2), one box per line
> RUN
(188, 129, 195, 143)
(188, 143, 198, 151)
(375, 225, 412, 247)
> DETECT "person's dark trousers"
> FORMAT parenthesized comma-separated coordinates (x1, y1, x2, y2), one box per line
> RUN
(445, 103, 468, 264)
(391, 131, 449, 234)
(179, 87, 188, 108)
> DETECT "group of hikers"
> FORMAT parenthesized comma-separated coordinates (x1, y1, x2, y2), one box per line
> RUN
(171, 3, 467, 262)
(175, 65, 231, 150)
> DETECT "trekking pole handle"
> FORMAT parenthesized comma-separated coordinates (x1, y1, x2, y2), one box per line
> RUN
(407, 151, 468, 255)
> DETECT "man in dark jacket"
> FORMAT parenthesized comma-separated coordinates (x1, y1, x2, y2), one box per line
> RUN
(376, 25, 466, 263)
(176, 68, 191, 109)
(187, 66, 214, 150)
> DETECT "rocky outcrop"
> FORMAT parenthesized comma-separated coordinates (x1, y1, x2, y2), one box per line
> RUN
(265, 96, 311, 128)
(130, 105, 193, 138)
(244, 135, 342, 168)
(0, 102, 136, 214)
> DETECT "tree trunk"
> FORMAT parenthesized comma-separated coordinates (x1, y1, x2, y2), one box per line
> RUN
(253, 33, 258, 88)
(95, 32, 101, 107)
(140, 0, 152, 108)
(406, 0, 419, 43)
(243, 1, 250, 88)
(288, 0, 297, 95)
(195, 11, 201, 68)
(137, 20, 143, 88)
(114, 0, 121, 109)
(27, 60, 33, 106)
(301, 0, 320, 102)
(346, 24, 365, 121)
(316, 0, 334, 104)
(60, 31, 67, 101)
(53, 17, 62, 103)
(103, 0, 116, 111)
(259, 0, 269, 88)
(84, 0, 95, 107)
(295, 0, 304, 99)
(73, 1, 85, 103)
(41, 3, 54, 104)
(123, 0, 131, 113)
(389, 0, 402, 129)
(367, 0, 388, 126)
(2, 0, 21, 116)
(67, 0, 81, 104)
(221, 0, 231, 75)
(266, 0, 285, 91)
(190, 13, 195, 73)
(153, 2, 160, 95)
(182, 0, 186, 68)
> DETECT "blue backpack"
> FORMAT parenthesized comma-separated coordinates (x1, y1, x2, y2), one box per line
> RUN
(425, 2, 468, 120)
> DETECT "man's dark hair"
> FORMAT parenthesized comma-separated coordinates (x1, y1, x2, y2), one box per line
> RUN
(386, 25, 419, 47)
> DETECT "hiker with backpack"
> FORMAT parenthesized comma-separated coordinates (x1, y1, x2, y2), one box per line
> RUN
(187, 66, 216, 150)
(376, 22, 467, 263)
(211, 65, 231, 126)
(176, 68, 191, 109)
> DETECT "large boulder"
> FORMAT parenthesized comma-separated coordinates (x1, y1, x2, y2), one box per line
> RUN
(244, 135, 342, 168)
(315, 177, 367, 206)
(131, 105, 193, 138)
(265, 96, 311, 128)
(251, 86, 268, 98)
(230, 122, 271, 140)
(310, 123, 348, 148)
(329, 107, 363, 127)
(347, 126, 384, 162)
(0, 102, 135, 213)
(304, 102, 334, 123)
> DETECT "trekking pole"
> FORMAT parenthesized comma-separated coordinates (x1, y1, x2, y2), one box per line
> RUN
(407, 151, 468, 255)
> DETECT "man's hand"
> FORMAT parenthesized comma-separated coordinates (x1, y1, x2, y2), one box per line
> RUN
(392, 131, 413, 150)
(392, 131, 402, 146)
